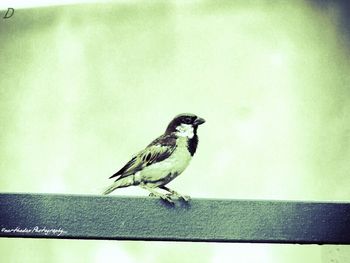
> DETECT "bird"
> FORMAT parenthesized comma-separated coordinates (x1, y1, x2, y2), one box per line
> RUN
(102, 113, 205, 203)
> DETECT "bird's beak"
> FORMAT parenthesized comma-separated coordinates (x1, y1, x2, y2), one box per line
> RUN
(194, 117, 205, 125)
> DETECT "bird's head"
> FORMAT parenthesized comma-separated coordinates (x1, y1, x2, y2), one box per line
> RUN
(165, 113, 205, 138)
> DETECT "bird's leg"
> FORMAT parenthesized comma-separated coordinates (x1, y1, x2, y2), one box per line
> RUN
(141, 184, 174, 204)
(159, 186, 191, 202)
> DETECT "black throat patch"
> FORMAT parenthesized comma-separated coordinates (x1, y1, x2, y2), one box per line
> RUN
(187, 133, 199, 156)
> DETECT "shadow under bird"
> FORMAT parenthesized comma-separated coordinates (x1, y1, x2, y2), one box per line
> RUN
(103, 113, 205, 203)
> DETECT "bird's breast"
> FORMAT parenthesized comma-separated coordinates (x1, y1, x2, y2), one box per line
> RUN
(165, 137, 192, 173)
(139, 137, 192, 185)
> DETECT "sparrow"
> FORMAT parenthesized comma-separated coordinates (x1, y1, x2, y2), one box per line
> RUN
(103, 113, 205, 203)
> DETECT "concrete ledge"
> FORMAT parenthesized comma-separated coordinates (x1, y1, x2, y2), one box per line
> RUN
(0, 193, 349, 244)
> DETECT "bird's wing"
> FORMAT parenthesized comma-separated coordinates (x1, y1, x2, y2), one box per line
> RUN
(109, 134, 177, 180)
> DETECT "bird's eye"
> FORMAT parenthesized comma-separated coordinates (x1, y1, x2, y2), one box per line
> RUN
(184, 117, 192, 124)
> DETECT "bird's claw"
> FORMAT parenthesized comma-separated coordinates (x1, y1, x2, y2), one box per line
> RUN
(148, 189, 189, 204)
(167, 191, 191, 202)
(173, 194, 190, 202)
(149, 192, 174, 204)
(161, 194, 175, 204)
(179, 195, 191, 202)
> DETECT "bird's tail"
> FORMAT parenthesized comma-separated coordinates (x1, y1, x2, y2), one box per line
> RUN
(102, 176, 135, 195)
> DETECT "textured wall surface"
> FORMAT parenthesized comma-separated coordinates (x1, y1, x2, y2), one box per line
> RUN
(0, 1, 350, 262)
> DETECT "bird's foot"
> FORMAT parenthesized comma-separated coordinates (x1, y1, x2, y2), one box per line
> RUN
(177, 194, 191, 202)
(160, 194, 175, 204)
(182, 195, 191, 202)
(148, 192, 174, 204)
(168, 191, 191, 202)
